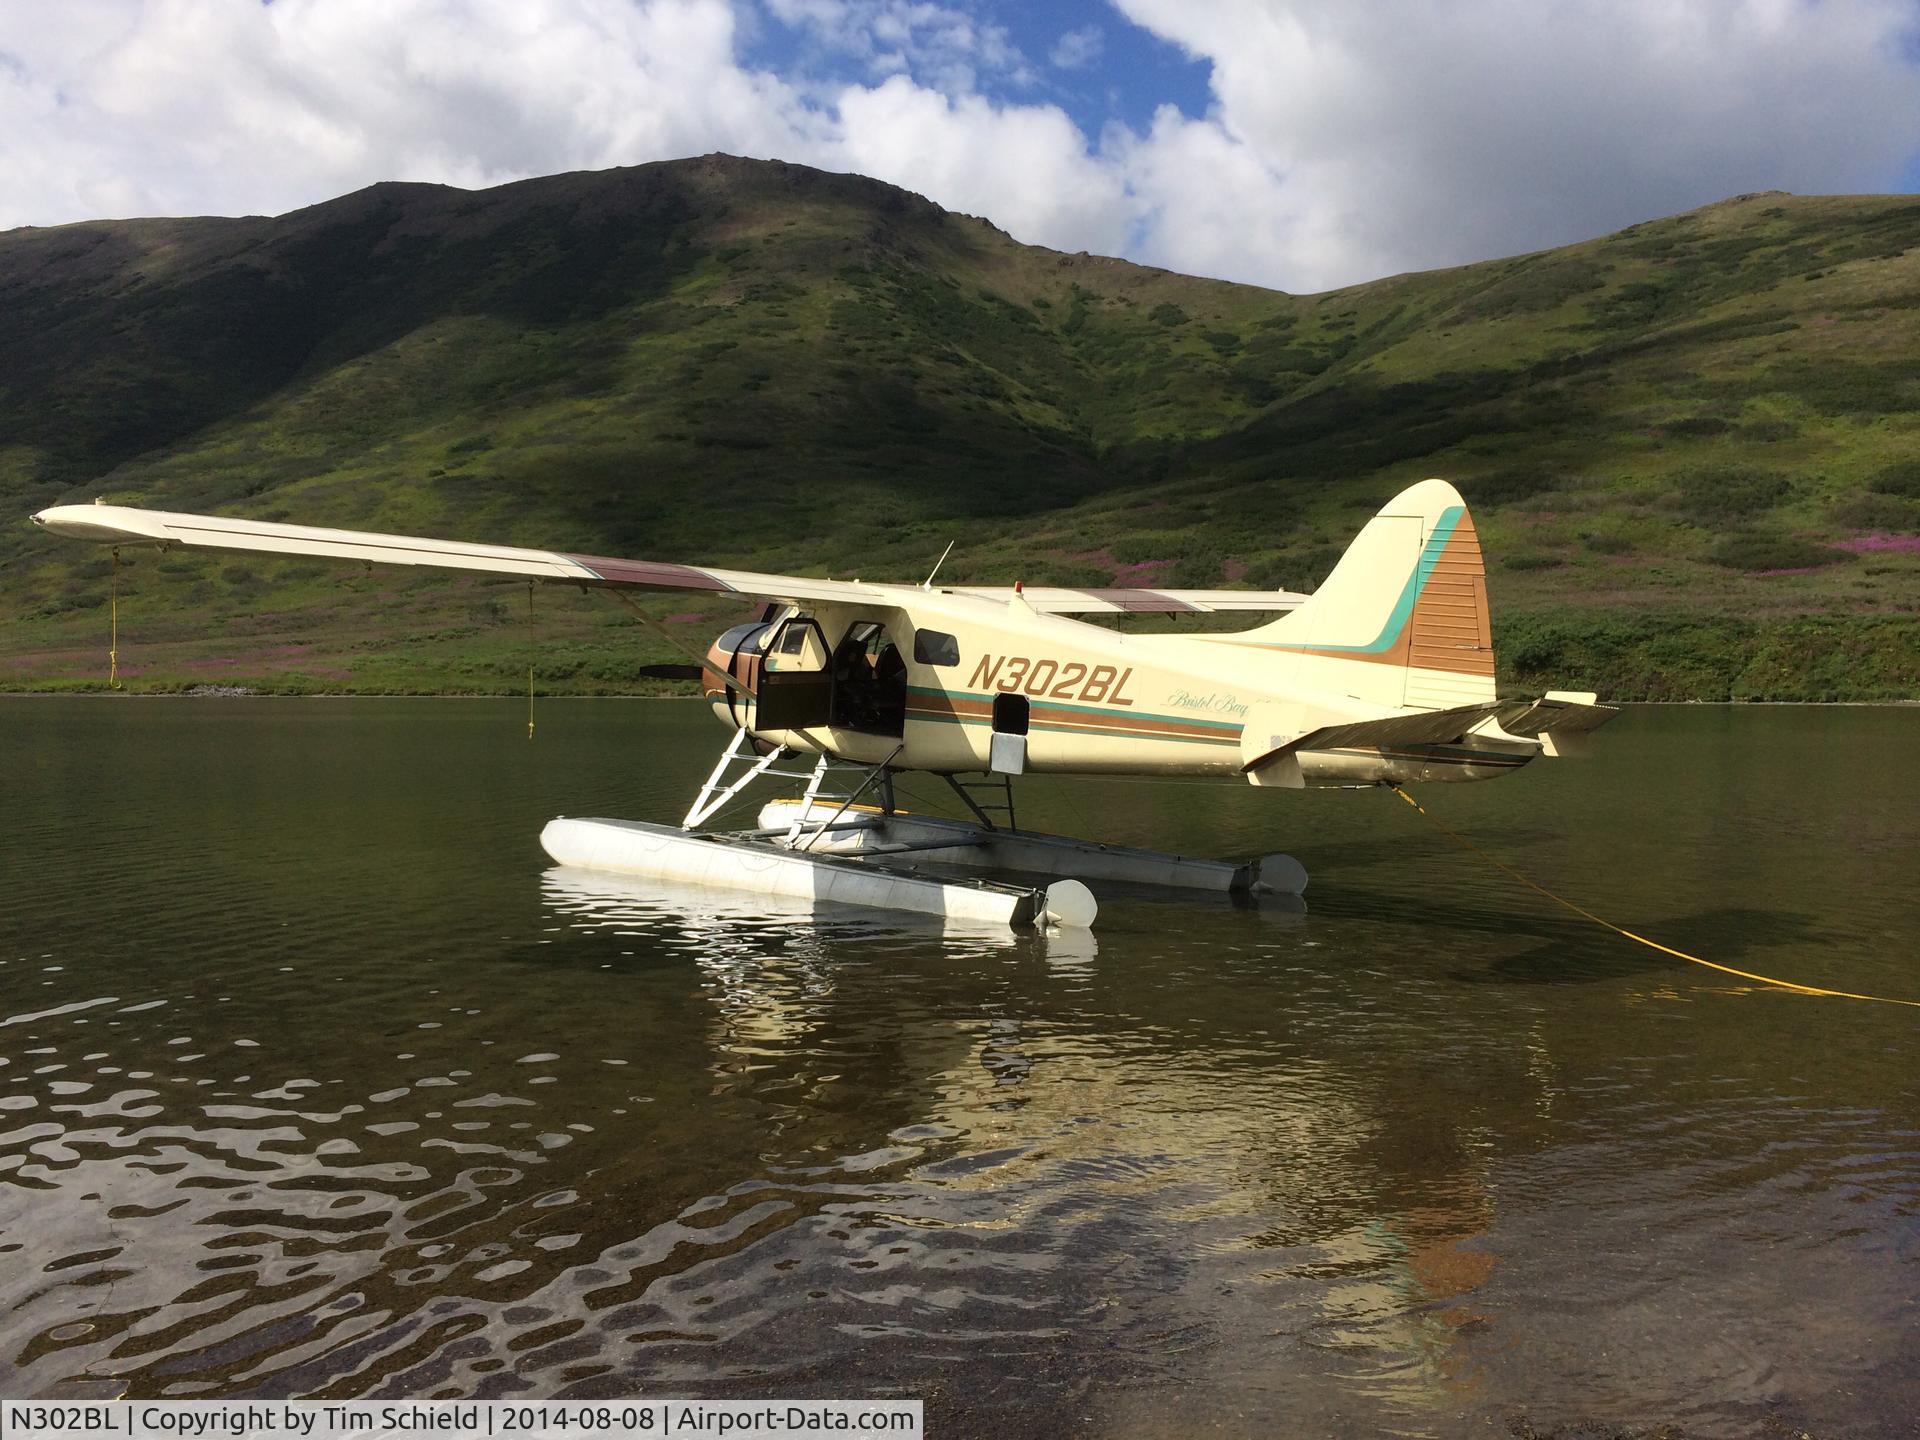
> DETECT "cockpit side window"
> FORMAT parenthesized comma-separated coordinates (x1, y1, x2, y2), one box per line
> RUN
(764, 617, 829, 672)
(913, 630, 960, 667)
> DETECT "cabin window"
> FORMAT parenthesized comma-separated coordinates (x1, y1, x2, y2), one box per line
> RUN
(716, 622, 770, 654)
(914, 630, 960, 667)
(764, 616, 829, 672)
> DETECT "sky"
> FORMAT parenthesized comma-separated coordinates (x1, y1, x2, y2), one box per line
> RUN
(3, 0, 1919, 293)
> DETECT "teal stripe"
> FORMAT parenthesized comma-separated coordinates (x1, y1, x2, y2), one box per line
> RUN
(909, 709, 1239, 745)
(907, 684, 1244, 733)
(1258, 505, 1464, 654)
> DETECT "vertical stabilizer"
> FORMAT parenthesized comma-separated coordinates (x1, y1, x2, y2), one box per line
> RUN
(1233, 479, 1495, 710)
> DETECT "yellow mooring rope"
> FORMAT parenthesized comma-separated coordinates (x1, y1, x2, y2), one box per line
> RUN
(108, 546, 122, 690)
(526, 581, 536, 741)
(1388, 784, 1920, 1009)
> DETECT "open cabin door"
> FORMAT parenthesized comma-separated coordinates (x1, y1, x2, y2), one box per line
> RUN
(830, 620, 907, 738)
(754, 617, 834, 731)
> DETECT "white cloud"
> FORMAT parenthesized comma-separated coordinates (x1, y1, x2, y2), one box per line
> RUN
(1109, 0, 1920, 289)
(1049, 24, 1102, 71)
(2, 0, 1917, 294)
(1107, 104, 1322, 290)
(0, 0, 818, 225)
(833, 75, 1131, 252)
(762, 0, 1033, 94)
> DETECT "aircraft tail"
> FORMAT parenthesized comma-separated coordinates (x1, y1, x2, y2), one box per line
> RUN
(1231, 478, 1495, 710)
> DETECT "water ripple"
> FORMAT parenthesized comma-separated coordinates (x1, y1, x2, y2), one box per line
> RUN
(3, 700, 1917, 1437)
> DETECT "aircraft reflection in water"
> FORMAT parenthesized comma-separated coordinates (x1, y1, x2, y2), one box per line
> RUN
(537, 866, 1547, 1423)
(34, 479, 1616, 930)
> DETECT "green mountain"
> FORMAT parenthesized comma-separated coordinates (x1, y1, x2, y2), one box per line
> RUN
(3, 154, 1916, 699)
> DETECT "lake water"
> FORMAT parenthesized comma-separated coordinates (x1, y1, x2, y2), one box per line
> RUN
(2, 698, 1916, 1438)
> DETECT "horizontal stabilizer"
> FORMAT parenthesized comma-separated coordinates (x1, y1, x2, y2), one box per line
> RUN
(1497, 690, 1620, 737)
(1241, 701, 1506, 775)
(1496, 691, 1618, 759)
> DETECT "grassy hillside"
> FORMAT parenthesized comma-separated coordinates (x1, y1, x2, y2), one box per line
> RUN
(2, 155, 1916, 700)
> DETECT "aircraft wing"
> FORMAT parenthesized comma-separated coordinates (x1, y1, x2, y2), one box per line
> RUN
(30, 502, 890, 608)
(30, 503, 1309, 615)
(948, 586, 1307, 615)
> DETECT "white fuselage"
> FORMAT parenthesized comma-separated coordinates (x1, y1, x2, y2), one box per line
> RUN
(718, 588, 1536, 787)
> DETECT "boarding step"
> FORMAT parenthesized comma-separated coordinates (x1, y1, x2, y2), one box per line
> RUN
(944, 773, 1018, 830)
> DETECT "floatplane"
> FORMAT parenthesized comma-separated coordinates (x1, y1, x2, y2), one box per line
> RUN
(31, 479, 1613, 929)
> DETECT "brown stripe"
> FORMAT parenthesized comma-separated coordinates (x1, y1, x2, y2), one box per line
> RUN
(1031, 704, 1227, 741)
(1037, 715, 1239, 744)
(566, 554, 732, 592)
(906, 695, 1235, 744)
